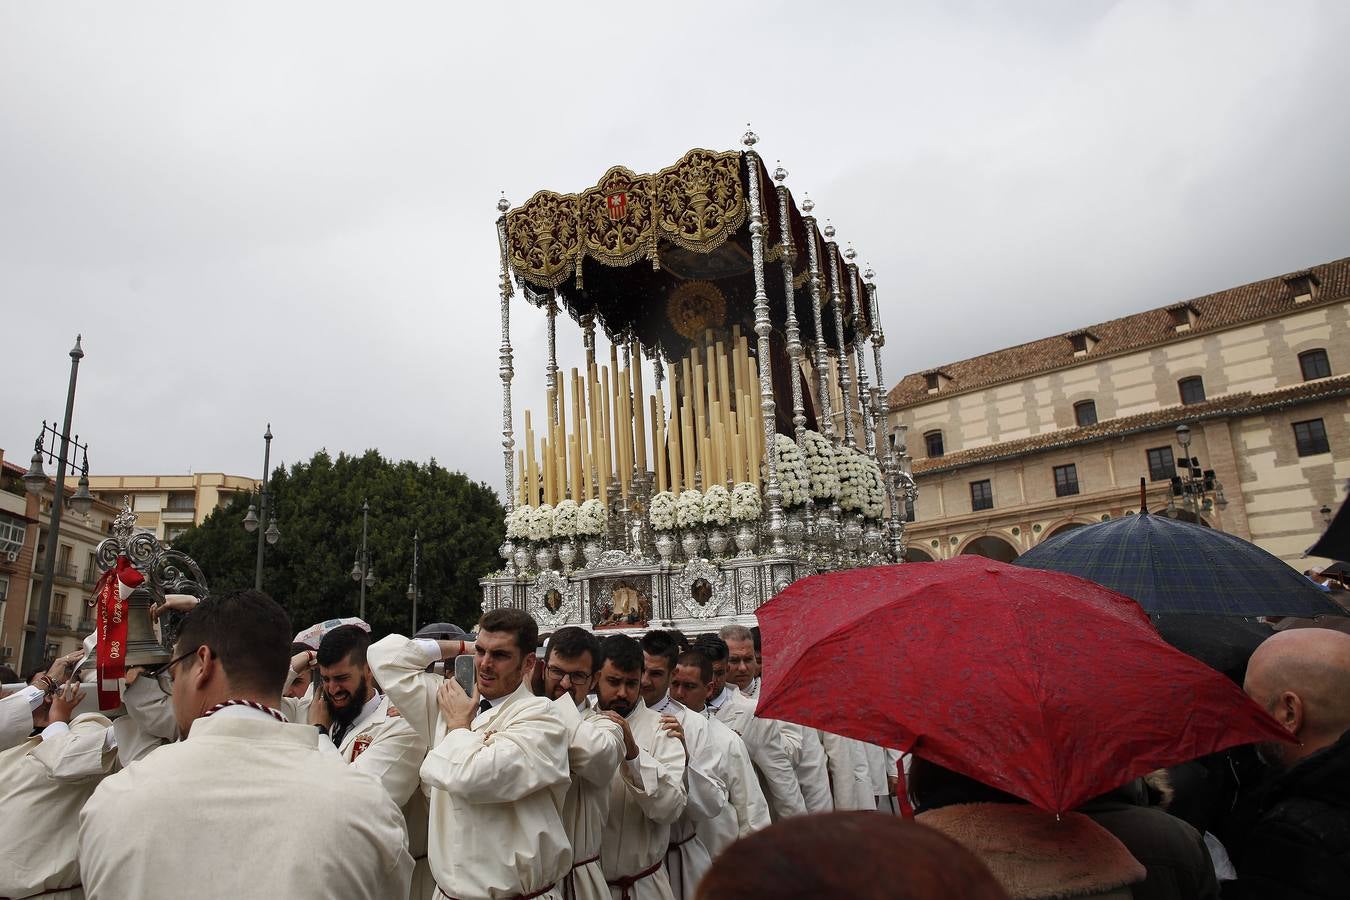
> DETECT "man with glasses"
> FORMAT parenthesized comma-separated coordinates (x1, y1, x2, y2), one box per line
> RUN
(538, 626, 625, 900)
(719, 625, 833, 815)
(79, 588, 412, 900)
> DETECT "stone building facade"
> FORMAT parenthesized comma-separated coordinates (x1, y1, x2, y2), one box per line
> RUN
(86, 472, 258, 544)
(888, 258, 1350, 569)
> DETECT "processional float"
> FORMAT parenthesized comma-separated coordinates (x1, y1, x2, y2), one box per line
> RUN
(480, 130, 916, 630)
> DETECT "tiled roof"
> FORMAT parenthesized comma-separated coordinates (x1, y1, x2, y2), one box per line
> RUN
(890, 256, 1350, 409)
(912, 373, 1350, 476)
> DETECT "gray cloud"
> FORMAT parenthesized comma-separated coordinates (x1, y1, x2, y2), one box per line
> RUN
(3, 1, 1347, 496)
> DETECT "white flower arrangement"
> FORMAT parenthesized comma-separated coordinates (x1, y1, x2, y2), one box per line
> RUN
(527, 503, 555, 542)
(577, 498, 608, 537)
(730, 481, 763, 522)
(799, 430, 842, 501)
(552, 499, 579, 539)
(702, 484, 731, 527)
(837, 447, 888, 518)
(649, 491, 677, 532)
(505, 505, 532, 540)
(676, 490, 705, 529)
(766, 434, 810, 508)
(862, 459, 886, 519)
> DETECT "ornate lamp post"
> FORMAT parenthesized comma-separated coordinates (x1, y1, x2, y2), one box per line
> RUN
(241, 424, 280, 590)
(350, 499, 374, 620)
(1166, 424, 1229, 525)
(22, 336, 95, 672)
(406, 530, 421, 634)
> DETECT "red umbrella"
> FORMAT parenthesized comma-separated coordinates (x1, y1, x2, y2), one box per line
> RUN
(755, 556, 1291, 815)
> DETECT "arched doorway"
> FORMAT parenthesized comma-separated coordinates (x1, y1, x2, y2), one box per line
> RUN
(959, 535, 1020, 562)
(904, 547, 934, 563)
(1044, 521, 1088, 541)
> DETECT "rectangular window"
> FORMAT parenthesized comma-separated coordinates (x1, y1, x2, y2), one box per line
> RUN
(166, 492, 195, 511)
(1179, 377, 1206, 405)
(1300, 349, 1332, 381)
(0, 515, 24, 555)
(925, 431, 945, 458)
(970, 479, 993, 511)
(0, 574, 8, 602)
(1053, 464, 1080, 497)
(1293, 419, 1331, 457)
(1147, 447, 1176, 482)
(1074, 401, 1098, 427)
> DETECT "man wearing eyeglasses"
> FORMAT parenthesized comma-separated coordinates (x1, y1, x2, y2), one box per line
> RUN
(697, 634, 805, 822)
(538, 626, 625, 900)
(78, 588, 412, 900)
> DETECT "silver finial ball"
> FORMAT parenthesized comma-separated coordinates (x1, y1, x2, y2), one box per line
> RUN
(497, 193, 510, 213)
(802, 195, 814, 213)
(742, 124, 759, 147)
(823, 221, 836, 240)
(864, 266, 875, 280)
(773, 163, 788, 182)
(844, 245, 856, 261)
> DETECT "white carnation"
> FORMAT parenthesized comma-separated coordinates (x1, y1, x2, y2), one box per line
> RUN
(578, 498, 608, 536)
(527, 503, 555, 542)
(552, 499, 579, 538)
(800, 430, 842, 501)
(730, 481, 763, 522)
(505, 505, 532, 540)
(649, 491, 677, 532)
(764, 434, 809, 508)
(702, 485, 731, 527)
(676, 490, 705, 529)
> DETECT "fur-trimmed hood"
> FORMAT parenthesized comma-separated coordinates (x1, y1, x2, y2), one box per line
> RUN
(917, 803, 1146, 900)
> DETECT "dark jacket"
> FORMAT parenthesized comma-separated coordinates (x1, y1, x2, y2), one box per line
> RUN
(1081, 778, 1220, 900)
(1223, 730, 1350, 899)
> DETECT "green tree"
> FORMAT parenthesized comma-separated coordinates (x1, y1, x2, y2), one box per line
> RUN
(172, 450, 504, 638)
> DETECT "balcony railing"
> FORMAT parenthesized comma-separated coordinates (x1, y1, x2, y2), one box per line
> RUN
(26, 612, 73, 630)
(53, 561, 79, 582)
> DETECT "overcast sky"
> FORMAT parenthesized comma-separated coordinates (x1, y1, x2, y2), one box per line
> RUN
(4, 1, 1348, 497)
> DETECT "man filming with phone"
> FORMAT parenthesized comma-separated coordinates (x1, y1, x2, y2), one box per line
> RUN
(370, 609, 573, 900)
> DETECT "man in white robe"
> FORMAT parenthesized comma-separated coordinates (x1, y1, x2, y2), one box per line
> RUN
(640, 632, 726, 900)
(538, 626, 625, 900)
(667, 648, 770, 858)
(0, 650, 82, 750)
(594, 635, 687, 900)
(0, 682, 115, 900)
(820, 730, 876, 811)
(370, 608, 573, 900)
(299, 623, 432, 900)
(721, 625, 832, 814)
(695, 635, 805, 820)
(79, 588, 412, 900)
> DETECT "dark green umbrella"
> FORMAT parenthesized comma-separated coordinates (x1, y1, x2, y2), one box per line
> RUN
(1014, 510, 1343, 618)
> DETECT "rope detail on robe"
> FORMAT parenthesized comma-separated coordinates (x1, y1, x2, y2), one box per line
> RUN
(202, 700, 288, 722)
(605, 857, 664, 900)
(562, 854, 600, 900)
(437, 882, 556, 900)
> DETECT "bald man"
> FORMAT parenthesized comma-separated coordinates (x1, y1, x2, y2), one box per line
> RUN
(1226, 628, 1350, 899)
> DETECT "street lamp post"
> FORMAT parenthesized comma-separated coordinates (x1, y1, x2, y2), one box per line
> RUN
(22, 336, 95, 673)
(350, 500, 374, 620)
(406, 530, 421, 634)
(241, 425, 280, 590)
(1166, 423, 1229, 526)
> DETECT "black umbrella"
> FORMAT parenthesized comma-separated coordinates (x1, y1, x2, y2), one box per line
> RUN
(1149, 614, 1273, 683)
(1015, 510, 1344, 618)
(1307, 496, 1350, 563)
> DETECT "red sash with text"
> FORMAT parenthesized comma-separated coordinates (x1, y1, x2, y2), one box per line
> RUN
(93, 555, 143, 710)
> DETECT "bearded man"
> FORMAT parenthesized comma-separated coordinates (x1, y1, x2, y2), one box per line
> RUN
(595, 635, 687, 900)
(539, 627, 625, 900)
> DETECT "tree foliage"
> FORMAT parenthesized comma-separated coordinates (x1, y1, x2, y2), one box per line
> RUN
(172, 450, 504, 638)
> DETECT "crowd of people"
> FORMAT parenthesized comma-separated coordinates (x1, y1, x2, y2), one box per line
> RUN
(0, 588, 1347, 899)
